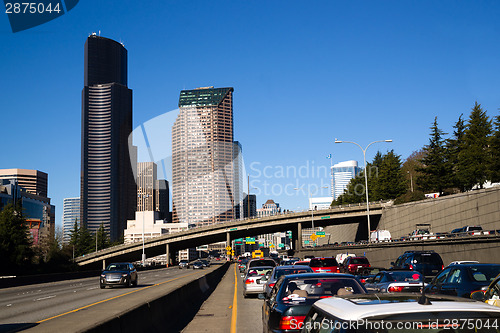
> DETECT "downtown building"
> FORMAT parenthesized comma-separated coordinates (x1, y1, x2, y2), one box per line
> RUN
(172, 86, 240, 226)
(80, 34, 136, 241)
(332, 160, 360, 200)
(136, 162, 170, 221)
(62, 197, 80, 243)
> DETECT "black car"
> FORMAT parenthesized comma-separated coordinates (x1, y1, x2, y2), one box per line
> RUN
(261, 273, 367, 333)
(391, 250, 444, 280)
(100, 262, 138, 288)
(192, 261, 204, 269)
(425, 263, 500, 298)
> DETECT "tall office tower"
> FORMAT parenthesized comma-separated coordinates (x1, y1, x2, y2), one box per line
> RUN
(155, 179, 170, 220)
(172, 87, 235, 226)
(81, 34, 136, 241)
(62, 197, 80, 243)
(233, 141, 244, 219)
(0, 169, 48, 197)
(332, 160, 360, 199)
(137, 162, 157, 211)
(242, 194, 257, 218)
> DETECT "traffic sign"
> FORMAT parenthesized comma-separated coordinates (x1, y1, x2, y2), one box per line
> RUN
(316, 231, 326, 237)
(246, 237, 255, 244)
(226, 246, 232, 251)
(310, 234, 318, 241)
(321, 216, 330, 219)
(278, 243, 284, 248)
(304, 240, 310, 244)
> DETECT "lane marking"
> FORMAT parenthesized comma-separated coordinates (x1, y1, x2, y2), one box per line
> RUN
(37, 271, 201, 324)
(35, 295, 55, 301)
(230, 264, 237, 333)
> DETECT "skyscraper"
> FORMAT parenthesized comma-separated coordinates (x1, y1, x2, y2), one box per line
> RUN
(137, 162, 157, 211)
(81, 34, 136, 241)
(172, 86, 235, 226)
(0, 169, 48, 197)
(155, 179, 170, 221)
(233, 141, 244, 219)
(62, 197, 80, 243)
(332, 160, 360, 199)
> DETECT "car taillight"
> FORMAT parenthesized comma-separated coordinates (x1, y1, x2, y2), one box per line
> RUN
(409, 264, 413, 270)
(268, 283, 275, 288)
(388, 286, 404, 292)
(245, 279, 253, 284)
(279, 316, 306, 330)
(442, 265, 444, 270)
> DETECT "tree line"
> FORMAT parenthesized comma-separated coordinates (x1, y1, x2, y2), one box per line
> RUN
(332, 101, 500, 206)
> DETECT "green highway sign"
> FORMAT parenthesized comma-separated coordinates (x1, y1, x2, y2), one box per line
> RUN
(304, 240, 310, 244)
(230, 227, 238, 231)
(316, 231, 326, 237)
(278, 243, 285, 248)
(321, 216, 330, 219)
(246, 237, 256, 244)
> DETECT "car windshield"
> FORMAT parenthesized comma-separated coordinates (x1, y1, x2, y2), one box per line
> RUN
(106, 264, 128, 271)
(310, 259, 338, 267)
(250, 260, 275, 267)
(280, 277, 365, 302)
(469, 266, 500, 282)
(387, 271, 423, 282)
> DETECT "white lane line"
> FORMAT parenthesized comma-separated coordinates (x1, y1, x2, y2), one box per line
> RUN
(35, 295, 56, 301)
(6, 304, 12, 307)
(87, 287, 98, 290)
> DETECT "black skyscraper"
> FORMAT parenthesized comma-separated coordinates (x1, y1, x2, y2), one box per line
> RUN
(81, 34, 136, 241)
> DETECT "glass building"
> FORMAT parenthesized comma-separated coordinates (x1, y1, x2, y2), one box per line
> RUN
(62, 197, 80, 243)
(332, 160, 360, 199)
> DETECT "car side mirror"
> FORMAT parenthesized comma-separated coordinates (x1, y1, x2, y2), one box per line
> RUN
(471, 290, 486, 301)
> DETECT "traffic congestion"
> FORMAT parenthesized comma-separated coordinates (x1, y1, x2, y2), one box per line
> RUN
(229, 249, 500, 333)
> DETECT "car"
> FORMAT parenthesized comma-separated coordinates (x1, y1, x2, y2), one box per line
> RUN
(238, 257, 249, 273)
(261, 273, 366, 333)
(364, 270, 425, 293)
(471, 273, 500, 307)
(356, 266, 386, 284)
(391, 250, 444, 280)
(425, 263, 500, 298)
(244, 258, 277, 275)
(293, 260, 311, 266)
(342, 256, 370, 274)
(309, 257, 340, 273)
(262, 265, 313, 297)
(100, 262, 138, 288)
(243, 266, 274, 298)
(178, 260, 189, 269)
(199, 259, 210, 267)
(192, 261, 204, 269)
(452, 225, 484, 236)
(301, 293, 500, 333)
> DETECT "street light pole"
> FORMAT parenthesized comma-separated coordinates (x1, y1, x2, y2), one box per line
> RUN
(334, 139, 392, 242)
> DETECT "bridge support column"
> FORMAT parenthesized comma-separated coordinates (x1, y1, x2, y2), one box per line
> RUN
(102, 259, 106, 270)
(293, 223, 302, 252)
(166, 243, 170, 267)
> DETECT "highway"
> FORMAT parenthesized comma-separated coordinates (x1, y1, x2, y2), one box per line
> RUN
(0, 265, 215, 332)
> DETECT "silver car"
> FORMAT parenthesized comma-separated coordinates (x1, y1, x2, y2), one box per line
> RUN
(242, 266, 274, 297)
(262, 265, 313, 297)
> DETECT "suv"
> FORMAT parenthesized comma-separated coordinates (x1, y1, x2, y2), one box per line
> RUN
(342, 256, 370, 274)
(391, 250, 444, 279)
(309, 257, 340, 273)
(301, 293, 500, 333)
(452, 225, 483, 235)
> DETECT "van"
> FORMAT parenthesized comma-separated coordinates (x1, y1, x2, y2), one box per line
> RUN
(370, 230, 391, 242)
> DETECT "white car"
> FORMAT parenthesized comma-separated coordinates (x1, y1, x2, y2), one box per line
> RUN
(301, 293, 500, 332)
(242, 266, 274, 297)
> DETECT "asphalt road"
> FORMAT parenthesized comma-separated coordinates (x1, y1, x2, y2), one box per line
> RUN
(0, 265, 210, 331)
(183, 264, 263, 333)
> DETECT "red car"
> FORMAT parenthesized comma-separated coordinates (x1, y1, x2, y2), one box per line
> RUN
(308, 257, 340, 273)
(343, 256, 370, 274)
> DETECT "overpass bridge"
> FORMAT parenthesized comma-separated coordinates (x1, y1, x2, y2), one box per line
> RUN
(75, 203, 386, 269)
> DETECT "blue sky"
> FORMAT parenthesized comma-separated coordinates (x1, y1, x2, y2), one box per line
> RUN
(2, 1, 500, 228)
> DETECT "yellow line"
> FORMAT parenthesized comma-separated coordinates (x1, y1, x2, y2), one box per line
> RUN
(230, 264, 238, 333)
(37, 271, 201, 323)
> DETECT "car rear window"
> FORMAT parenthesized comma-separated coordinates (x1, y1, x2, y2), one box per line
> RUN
(350, 258, 369, 265)
(249, 259, 276, 267)
(309, 258, 338, 267)
(414, 253, 443, 265)
(280, 277, 365, 302)
(388, 271, 423, 282)
(275, 268, 312, 279)
(469, 266, 500, 282)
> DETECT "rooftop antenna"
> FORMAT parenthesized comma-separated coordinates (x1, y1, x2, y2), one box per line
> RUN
(98, 30, 101, 36)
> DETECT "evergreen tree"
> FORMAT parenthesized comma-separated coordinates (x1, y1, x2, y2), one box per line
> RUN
(368, 151, 384, 200)
(447, 114, 467, 192)
(417, 117, 452, 194)
(458, 102, 492, 190)
(77, 225, 94, 256)
(378, 150, 407, 200)
(0, 203, 33, 272)
(96, 223, 110, 251)
(401, 149, 426, 193)
(489, 111, 500, 183)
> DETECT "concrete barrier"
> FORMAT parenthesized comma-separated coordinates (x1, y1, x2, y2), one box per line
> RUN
(84, 262, 230, 333)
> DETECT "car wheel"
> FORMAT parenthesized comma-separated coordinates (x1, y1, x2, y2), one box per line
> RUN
(100, 283, 105, 289)
(127, 278, 132, 287)
(133, 278, 138, 287)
